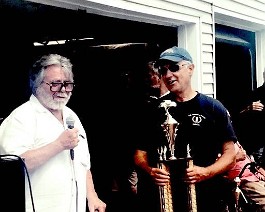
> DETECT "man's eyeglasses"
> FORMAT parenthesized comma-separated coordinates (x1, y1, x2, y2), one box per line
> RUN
(158, 63, 189, 75)
(43, 81, 75, 92)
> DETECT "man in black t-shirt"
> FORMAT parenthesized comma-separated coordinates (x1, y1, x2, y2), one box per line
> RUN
(134, 46, 237, 212)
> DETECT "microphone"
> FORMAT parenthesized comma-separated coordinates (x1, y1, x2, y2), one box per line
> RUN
(66, 116, 75, 160)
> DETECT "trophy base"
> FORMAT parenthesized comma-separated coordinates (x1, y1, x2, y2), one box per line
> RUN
(158, 157, 196, 212)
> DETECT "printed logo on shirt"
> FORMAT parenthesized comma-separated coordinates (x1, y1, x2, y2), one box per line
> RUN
(189, 114, 205, 126)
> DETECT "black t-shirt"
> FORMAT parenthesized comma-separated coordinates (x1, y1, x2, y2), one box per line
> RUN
(137, 92, 237, 167)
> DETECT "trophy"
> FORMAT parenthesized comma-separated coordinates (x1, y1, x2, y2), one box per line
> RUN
(157, 100, 197, 212)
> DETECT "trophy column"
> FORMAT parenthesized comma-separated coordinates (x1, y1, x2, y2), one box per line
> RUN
(186, 144, 197, 212)
(157, 146, 174, 212)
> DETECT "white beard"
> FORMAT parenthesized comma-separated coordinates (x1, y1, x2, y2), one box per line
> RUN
(36, 86, 71, 110)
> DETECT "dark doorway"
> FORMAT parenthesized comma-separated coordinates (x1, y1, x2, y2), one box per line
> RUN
(0, 0, 178, 120)
(215, 43, 253, 117)
(215, 25, 256, 121)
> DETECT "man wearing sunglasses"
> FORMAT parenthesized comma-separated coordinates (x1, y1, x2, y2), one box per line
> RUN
(134, 46, 237, 212)
(0, 54, 106, 212)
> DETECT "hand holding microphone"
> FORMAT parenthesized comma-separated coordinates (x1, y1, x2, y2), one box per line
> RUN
(66, 116, 77, 160)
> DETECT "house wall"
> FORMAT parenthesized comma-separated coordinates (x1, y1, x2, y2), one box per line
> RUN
(28, 0, 265, 96)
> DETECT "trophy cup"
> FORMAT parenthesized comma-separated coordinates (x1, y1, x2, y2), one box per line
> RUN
(157, 100, 197, 212)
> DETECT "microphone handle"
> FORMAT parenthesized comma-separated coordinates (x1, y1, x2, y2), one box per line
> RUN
(68, 125, 74, 160)
(70, 149, 74, 160)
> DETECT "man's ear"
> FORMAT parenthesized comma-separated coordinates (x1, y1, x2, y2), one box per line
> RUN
(188, 64, 194, 75)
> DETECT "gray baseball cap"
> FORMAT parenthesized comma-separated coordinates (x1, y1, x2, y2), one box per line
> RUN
(158, 46, 193, 64)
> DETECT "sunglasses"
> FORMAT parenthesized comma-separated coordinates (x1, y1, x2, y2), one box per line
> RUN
(158, 63, 189, 75)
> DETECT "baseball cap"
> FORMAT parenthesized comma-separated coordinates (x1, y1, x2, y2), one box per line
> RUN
(156, 46, 193, 65)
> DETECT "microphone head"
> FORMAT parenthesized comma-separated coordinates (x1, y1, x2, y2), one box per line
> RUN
(66, 116, 75, 129)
